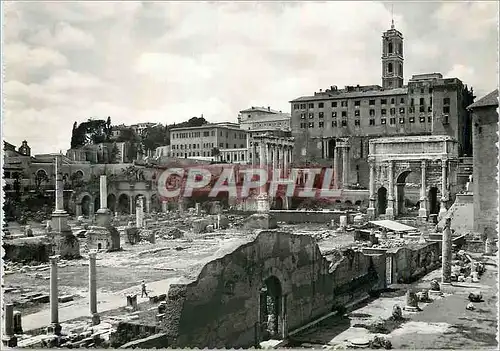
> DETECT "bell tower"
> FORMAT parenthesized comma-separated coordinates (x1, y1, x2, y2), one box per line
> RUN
(381, 17, 404, 89)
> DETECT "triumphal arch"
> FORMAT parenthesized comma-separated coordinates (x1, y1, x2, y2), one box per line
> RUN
(367, 135, 459, 220)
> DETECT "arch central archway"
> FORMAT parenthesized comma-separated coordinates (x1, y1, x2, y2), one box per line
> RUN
(118, 194, 130, 214)
(377, 187, 387, 216)
(396, 170, 412, 217)
(428, 187, 439, 215)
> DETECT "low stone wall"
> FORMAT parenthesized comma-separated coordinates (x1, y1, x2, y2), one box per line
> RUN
(3, 236, 53, 263)
(387, 242, 441, 284)
(270, 210, 353, 224)
(463, 240, 485, 253)
(110, 322, 159, 348)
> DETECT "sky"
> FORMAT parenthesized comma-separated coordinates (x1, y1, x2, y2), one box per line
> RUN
(2, 1, 498, 154)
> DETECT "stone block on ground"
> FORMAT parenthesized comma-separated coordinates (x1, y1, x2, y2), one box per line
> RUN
(192, 219, 210, 234)
(58, 295, 74, 303)
(241, 214, 278, 230)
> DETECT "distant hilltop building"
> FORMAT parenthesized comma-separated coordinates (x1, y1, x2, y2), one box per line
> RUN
(289, 21, 475, 193)
(238, 106, 291, 131)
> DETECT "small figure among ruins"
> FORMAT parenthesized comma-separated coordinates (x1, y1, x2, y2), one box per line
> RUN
(141, 280, 148, 298)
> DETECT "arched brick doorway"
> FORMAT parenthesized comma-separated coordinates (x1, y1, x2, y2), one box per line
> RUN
(377, 187, 387, 216)
(258, 275, 287, 344)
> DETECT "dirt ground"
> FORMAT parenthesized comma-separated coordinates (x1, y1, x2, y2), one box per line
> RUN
(290, 253, 498, 349)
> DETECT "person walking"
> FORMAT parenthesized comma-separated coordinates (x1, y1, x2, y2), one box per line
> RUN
(141, 280, 148, 297)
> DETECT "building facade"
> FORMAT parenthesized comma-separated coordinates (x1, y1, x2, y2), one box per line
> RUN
(467, 89, 499, 240)
(170, 123, 248, 160)
(289, 23, 474, 190)
(238, 106, 291, 131)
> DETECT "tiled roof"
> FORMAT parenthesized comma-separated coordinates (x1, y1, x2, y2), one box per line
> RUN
(290, 87, 408, 102)
(467, 89, 499, 109)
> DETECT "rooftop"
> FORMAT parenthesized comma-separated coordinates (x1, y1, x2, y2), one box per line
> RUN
(240, 113, 291, 123)
(169, 122, 242, 131)
(290, 87, 408, 102)
(240, 106, 281, 114)
(467, 89, 499, 109)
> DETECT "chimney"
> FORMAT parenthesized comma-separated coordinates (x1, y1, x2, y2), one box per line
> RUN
(319, 89, 322, 92)
(267, 106, 270, 111)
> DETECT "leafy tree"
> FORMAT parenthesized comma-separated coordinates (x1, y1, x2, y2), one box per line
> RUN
(211, 147, 220, 157)
(70, 118, 112, 148)
(142, 125, 168, 153)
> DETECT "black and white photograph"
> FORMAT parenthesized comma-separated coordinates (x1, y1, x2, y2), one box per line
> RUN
(1, 1, 499, 349)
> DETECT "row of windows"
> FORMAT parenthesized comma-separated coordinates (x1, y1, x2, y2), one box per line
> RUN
(293, 97, 450, 110)
(172, 143, 245, 150)
(172, 152, 249, 161)
(299, 116, 434, 129)
(172, 131, 247, 139)
(298, 105, 447, 119)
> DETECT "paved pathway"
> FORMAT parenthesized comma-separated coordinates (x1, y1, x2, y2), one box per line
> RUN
(22, 277, 185, 332)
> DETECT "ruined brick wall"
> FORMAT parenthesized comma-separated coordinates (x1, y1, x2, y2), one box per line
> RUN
(158, 231, 383, 349)
(389, 242, 440, 283)
(472, 106, 499, 239)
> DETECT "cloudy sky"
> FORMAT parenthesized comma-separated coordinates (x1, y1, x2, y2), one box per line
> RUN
(3, 1, 498, 154)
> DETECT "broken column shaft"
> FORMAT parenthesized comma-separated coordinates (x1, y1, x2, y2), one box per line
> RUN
(441, 218, 452, 285)
(89, 250, 100, 324)
(99, 175, 107, 210)
(4, 303, 14, 336)
(49, 255, 60, 331)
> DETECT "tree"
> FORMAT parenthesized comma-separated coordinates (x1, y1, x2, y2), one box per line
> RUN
(211, 147, 220, 157)
(142, 125, 168, 153)
(70, 118, 111, 148)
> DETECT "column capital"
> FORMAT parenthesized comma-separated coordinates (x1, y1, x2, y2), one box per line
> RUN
(421, 159, 427, 167)
(49, 255, 60, 263)
(89, 250, 98, 259)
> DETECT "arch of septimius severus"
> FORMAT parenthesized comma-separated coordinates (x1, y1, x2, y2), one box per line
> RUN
(367, 135, 459, 220)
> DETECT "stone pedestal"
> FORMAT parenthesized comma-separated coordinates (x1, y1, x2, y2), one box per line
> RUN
(51, 211, 71, 234)
(385, 202, 394, 220)
(404, 290, 420, 312)
(339, 216, 347, 230)
(96, 208, 112, 227)
(2, 303, 16, 347)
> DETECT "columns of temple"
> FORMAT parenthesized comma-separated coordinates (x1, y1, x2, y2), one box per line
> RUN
(89, 250, 100, 325)
(367, 159, 376, 219)
(49, 255, 61, 334)
(342, 146, 349, 187)
(419, 160, 428, 218)
(99, 175, 107, 210)
(439, 159, 448, 218)
(259, 141, 265, 167)
(386, 161, 395, 219)
(334, 146, 340, 189)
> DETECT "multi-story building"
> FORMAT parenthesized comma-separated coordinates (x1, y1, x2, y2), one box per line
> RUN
(238, 106, 291, 131)
(289, 22, 474, 189)
(169, 122, 248, 160)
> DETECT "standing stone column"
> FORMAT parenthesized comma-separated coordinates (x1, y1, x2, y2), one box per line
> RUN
(386, 161, 395, 219)
(342, 146, 349, 187)
(49, 255, 61, 334)
(259, 141, 265, 167)
(265, 142, 270, 166)
(334, 146, 340, 189)
(129, 198, 134, 215)
(439, 159, 448, 218)
(89, 251, 100, 325)
(136, 197, 144, 228)
(272, 145, 277, 170)
(283, 146, 289, 177)
(367, 160, 376, 219)
(146, 197, 151, 213)
(99, 175, 107, 210)
(419, 160, 428, 218)
(54, 154, 64, 212)
(441, 218, 452, 285)
(2, 303, 17, 347)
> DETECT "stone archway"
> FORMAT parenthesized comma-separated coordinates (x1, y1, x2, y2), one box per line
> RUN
(377, 187, 387, 216)
(81, 195, 92, 216)
(259, 275, 284, 343)
(428, 187, 439, 215)
(107, 193, 117, 212)
(396, 170, 412, 217)
(117, 194, 130, 214)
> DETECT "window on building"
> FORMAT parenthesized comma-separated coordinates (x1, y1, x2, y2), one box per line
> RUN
(211, 131, 215, 136)
(332, 111, 337, 118)
(341, 100, 348, 107)
(419, 106, 425, 112)
(369, 99, 375, 105)
(309, 113, 314, 119)
(443, 98, 450, 105)
(341, 120, 347, 127)
(420, 88, 425, 94)
(319, 112, 324, 118)
(354, 100, 360, 106)
(355, 110, 360, 117)
(308, 103, 314, 108)
(390, 108, 396, 115)
(319, 121, 324, 128)
(399, 107, 405, 114)
(381, 118, 387, 125)
(369, 109, 375, 116)
(318, 102, 324, 108)
(354, 120, 360, 126)
(341, 111, 347, 117)
(400, 98, 405, 104)
(389, 42, 393, 53)
(332, 121, 337, 127)
(410, 98, 414, 106)
(226, 143, 229, 148)
(381, 99, 387, 105)
(390, 118, 396, 125)
(203, 131, 209, 137)
(398, 43, 403, 55)
(428, 106, 432, 112)
(308, 122, 314, 128)
(443, 115, 449, 124)
(369, 119, 375, 126)
(409, 117, 415, 123)
(419, 97, 425, 105)
(332, 101, 337, 107)
(300, 103, 306, 109)
(409, 106, 414, 113)
(294, 104, 299, 110)
(300, 123, 306, 128)
(391, 98, 395, 104)
(419, 117, 426, 123)
(381, 109, 387, 116)
(399, 118, 405, 124)
(410, 88, 414, 94)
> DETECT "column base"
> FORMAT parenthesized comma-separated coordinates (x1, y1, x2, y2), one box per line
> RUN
(418, 208, 428, 218)
(2, 336, 18, 347)
(51, 211, 70, 233)
(367, 207, 376, 220)
(47, 323, 62, 335)
(385, 208, 394, 220)
(91, 313, 100, 326)
(96, 208, 112, 226)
